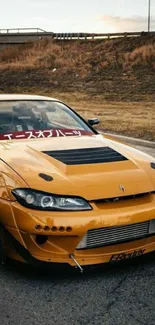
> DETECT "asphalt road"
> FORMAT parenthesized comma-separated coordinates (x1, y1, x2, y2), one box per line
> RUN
(0, 145, 155, 325)
(134, 145, 155, 158)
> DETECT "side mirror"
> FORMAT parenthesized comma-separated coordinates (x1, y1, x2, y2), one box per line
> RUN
(88, 118, 100, 126)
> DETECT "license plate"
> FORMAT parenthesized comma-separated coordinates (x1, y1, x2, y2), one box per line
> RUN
(110, 248, 145, 262)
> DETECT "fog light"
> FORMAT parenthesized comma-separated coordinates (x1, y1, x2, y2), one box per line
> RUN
(51, 226, 57, 232)
(59, 227, 65, 232)
(44, 226, 50, 232)
(66, 227, 72, 232)
(35, 225, 42, 231)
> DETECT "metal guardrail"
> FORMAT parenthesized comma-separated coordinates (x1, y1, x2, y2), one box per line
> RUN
(0, 28, 46, 34)
(54, 31, 155, 40)
(0, 29, 155, 42)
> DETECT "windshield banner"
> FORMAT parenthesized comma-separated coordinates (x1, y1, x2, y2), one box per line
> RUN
(0, 129, 93, 140)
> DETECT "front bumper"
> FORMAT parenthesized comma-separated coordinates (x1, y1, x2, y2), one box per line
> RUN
(3, 192, 155, 267)
(5, 226, 155, 268)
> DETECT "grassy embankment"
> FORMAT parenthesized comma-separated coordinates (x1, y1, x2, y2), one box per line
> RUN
(0, 37, 155, 140)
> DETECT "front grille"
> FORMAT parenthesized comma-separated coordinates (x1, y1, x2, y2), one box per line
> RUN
(42, 147, 128, 165)
(94, 192, 150, 204)
(76, 220, 154, 250)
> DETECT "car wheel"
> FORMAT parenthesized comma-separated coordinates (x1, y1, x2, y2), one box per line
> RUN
(0, 226, 7, 265)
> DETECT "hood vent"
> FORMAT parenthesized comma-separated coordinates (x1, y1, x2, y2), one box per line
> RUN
(42, 147, 128, 165)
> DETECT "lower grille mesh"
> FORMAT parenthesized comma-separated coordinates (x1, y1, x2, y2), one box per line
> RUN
(77, 221, 151, 250)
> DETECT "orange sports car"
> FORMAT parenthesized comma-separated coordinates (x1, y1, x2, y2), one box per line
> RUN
(0, 94, 155, 272)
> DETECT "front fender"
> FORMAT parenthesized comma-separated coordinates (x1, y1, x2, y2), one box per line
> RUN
(0, 160, 28, 200)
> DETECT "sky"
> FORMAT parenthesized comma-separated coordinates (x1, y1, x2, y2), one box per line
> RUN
(0, 0, 155, 33)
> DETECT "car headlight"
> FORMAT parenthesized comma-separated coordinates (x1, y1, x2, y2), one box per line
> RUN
(12, 189, 92, 211)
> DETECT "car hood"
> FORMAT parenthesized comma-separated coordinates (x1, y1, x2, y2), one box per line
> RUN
(0, 134, 154, 201)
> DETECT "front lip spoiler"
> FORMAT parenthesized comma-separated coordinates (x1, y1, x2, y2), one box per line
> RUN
(4, 227, 155, 271)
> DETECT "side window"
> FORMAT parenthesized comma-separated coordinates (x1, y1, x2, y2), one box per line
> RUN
(0, 114, 13, 133)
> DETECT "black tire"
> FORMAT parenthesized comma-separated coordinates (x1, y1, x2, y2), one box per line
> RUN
(0, 226, 7, 265)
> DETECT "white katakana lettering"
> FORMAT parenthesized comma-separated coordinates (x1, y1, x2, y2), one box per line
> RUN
(4, 134, 13, 140)
(35, 130, 46, 138)
(25, 131, 37, 139)
(57, 130, 66, 137)
(72, 130, 81, 136)
(15, 135, 27, 139)
(47, 130, 53, 138)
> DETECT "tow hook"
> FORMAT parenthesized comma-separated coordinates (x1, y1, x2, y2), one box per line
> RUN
(69, 254, 83, 274)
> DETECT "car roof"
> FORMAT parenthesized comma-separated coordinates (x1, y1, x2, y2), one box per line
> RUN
(0, 94, 58, 101)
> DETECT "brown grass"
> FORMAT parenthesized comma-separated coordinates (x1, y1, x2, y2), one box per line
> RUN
(1, 38, 155, 102)
(0, 41, 92, 75)
(124, 44, 155, 69)
(0, 38, 155, 140)
(45, 92, 155, 141)
(1, 37, 155, 73)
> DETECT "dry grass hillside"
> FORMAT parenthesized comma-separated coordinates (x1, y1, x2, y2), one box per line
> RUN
(0, 36, 155, 140)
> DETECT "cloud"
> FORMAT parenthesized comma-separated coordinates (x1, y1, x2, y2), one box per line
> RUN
(96, 15, 155, 32)
(30, 14, 155, 33)
(54, 15, 155, 33)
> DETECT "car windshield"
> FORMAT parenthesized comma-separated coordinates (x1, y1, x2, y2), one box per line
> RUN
(0, 100, 94, 140)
